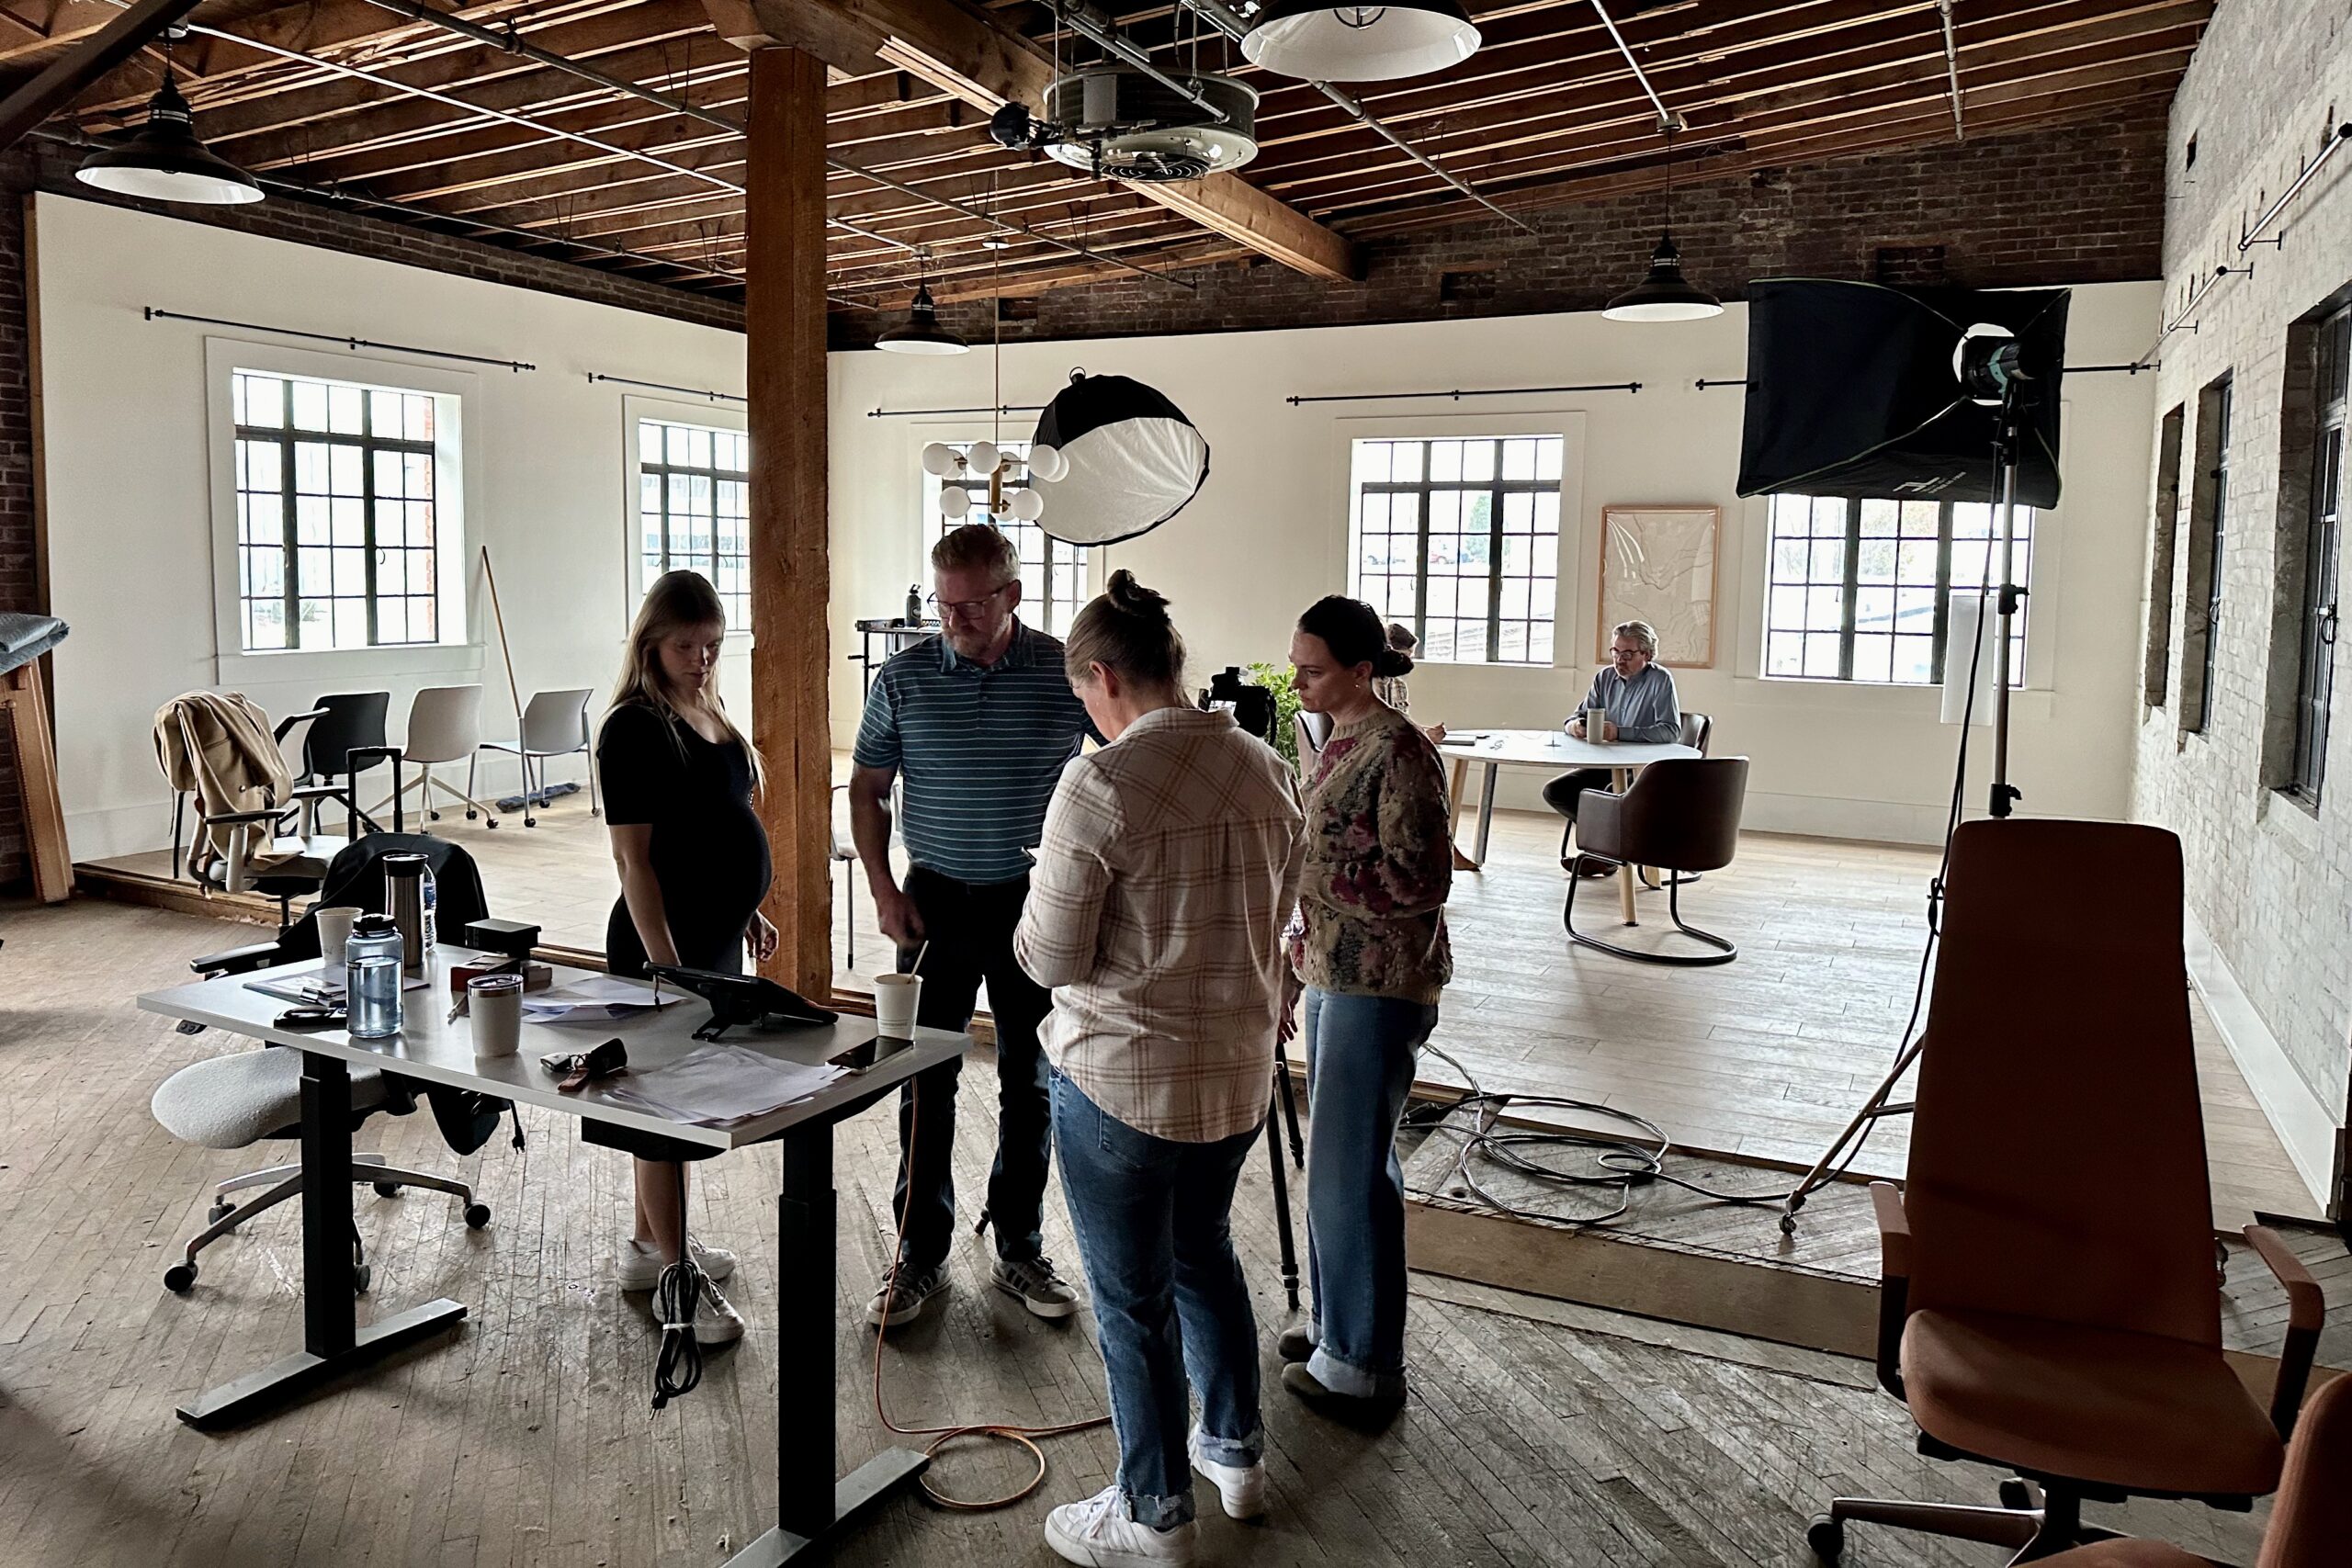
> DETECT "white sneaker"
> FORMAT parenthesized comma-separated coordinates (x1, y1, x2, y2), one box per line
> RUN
(617, 1237, 737, 1292)
(1188, 1427, 1267, 1520)
(1044, 1486, 1197, 1566)
(688, 1280, 746, 1348)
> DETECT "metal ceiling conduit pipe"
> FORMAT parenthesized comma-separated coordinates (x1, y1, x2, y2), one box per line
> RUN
(1178, 0, 1535, 235)
(362, 0, 1196, 288)
(1938, 0, 1965, 142)
(1051, 0, 1232, 123)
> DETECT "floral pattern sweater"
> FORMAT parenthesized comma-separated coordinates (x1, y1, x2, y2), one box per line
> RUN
(1285, 702, 1453, 1004)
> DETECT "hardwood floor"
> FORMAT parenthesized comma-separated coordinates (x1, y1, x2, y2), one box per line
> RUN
(0, 897, 2281, 1567)
(81, 795, 2321, 1224)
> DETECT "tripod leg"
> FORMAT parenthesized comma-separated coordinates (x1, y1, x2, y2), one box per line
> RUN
(1263, 1101, 1301, 1317)
(1779, 1034, 1926, 1235)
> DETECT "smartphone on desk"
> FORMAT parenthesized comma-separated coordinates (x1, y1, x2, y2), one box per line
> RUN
(828, 1033, 918, 1074)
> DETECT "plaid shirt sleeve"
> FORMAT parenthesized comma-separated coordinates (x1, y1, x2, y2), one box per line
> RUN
(1013, 757, 1123, 989)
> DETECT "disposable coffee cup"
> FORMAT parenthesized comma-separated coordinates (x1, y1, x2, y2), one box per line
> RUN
(1584, 704, 1611, 742)
(469, 973, 524, 1058)
(873, 973, 923, 1040)
(315, 906, 362, 969)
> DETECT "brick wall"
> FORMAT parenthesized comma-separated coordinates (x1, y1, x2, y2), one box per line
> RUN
(0, 139, 743, 890)
(833, 110, 2169, 350)
(2130, 0, 2352, 1209)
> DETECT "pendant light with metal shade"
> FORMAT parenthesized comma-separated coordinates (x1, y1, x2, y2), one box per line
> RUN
(1241, 0, 1480, 84)
(75, 67, 264, 207)
(876, 256, 969, 355)
(1603, 116, 1721, 323)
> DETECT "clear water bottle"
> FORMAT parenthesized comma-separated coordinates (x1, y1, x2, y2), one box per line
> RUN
(345, 913, 405, 1039)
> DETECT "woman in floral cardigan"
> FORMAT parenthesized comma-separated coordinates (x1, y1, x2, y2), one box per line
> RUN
(1279, 594, 1453, 1406)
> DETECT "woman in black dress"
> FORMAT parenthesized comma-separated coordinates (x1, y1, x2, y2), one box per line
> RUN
(597, 569, 775, 1344)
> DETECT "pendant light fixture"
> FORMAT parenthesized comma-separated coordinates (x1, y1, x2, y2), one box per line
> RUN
(876, 254, 969, 355)
(1242, 0, 1480, 84)
(75, 50, 263, 207)
(1603, 114, 1721, 324)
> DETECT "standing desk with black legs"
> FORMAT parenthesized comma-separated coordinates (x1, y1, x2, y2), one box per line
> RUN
(139, 952, 969, 1566)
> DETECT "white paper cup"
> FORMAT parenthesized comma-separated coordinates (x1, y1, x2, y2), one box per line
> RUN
(315, 906, 363, 968)
(874, 973, 923, 1040)
(1584, 705, 1611, 742)
(469, 974, 524, 1057)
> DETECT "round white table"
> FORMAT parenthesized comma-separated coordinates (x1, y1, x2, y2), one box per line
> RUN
(1437, 728, 1702, 925)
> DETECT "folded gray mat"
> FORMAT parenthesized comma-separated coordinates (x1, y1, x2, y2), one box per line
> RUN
(0, 613, 67, 674)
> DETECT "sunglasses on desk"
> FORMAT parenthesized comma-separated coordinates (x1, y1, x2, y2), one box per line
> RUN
(539, 1037, 628, 1093)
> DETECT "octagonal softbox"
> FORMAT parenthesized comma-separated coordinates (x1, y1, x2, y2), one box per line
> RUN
(1030, 371, 1210, 546)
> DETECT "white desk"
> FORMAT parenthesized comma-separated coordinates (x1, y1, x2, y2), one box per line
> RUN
(140, 951, 968, 1567)
(1438, 728, 1701, 924)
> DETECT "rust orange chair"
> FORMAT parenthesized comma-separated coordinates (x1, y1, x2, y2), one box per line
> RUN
(1809, 819, 2325, 1564)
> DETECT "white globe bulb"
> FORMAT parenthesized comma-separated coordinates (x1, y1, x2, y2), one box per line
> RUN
(967, 439, 1000, 475)
(1010, 487, 1045, 522)
(921, 442, 961, 477)
(1029, 444, 1069, 482)
(938, 486, 972, 519)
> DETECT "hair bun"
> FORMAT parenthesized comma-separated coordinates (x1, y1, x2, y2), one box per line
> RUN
(1374, 648, 1414, 678)
(1104, 569, 1171, 620)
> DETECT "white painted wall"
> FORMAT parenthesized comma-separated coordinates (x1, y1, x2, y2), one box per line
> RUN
(830, 282, 2163, 842)
(36, 194, 750, 858)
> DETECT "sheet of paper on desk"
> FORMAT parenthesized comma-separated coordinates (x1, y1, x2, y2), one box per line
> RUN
(520, 976, 683, 1023)
(599, 1043, 845, 1127)
(245, 968, 430, 1004)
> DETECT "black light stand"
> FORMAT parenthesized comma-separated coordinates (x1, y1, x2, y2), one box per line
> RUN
(1265, 1043, 1307, 1314)
(1777, 342, 2036, 1235)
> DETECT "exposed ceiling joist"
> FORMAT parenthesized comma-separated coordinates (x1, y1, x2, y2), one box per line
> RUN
(707, 0, 1362, 279)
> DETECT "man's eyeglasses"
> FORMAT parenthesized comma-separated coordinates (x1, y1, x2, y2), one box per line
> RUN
(941, 581, 1014, 618)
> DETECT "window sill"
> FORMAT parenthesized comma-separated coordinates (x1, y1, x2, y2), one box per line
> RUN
(213, 641, 486, 687)
(2261, 788, 2323, 852)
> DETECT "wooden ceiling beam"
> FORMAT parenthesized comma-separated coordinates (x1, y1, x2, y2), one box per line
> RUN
(708, 0, 1360, 278)
(1257, 23, 2200, 209)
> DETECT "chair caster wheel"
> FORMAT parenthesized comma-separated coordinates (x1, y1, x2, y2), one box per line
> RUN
(1806, 1515, 1844, 1563)
(428, 810, 442, 822)
(465, 809, 479, 820)
(373, 1181, 400, 1199)
(1779, 1214, 1797, 1236)
(1999, 1479, 2033, 1510)
(464, 1202, 492, 1229)
(353, 1263, 371, 1294)
(164, 1263, 198, 1293)
(209, 1200, 234, 1224)
(485, 818, 498, 829)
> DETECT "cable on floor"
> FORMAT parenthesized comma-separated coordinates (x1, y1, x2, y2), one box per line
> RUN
(869, 1077, 1109, 1509)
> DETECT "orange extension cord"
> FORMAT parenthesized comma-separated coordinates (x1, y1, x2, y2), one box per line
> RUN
(867, 1081, 1110, 1510)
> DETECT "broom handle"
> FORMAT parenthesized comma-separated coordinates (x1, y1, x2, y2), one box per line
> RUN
(480, 545, 526, 725)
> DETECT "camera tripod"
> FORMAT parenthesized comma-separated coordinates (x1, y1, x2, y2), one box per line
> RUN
(1264, 1041, 1308, 1314)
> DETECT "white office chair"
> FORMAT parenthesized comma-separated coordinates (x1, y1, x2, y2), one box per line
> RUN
(385, 684, 499, 828)
(832, 784, 858, 968)
(1295, 709, 1332, 775)
(474, 688, 597, 827)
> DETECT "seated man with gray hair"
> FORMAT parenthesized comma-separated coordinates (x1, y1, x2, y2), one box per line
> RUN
(1543, 619, 1680, 874)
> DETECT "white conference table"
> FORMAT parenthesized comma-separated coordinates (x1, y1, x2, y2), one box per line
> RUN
(1438, 728, 1702, 924)
(140, 950, 967, 1567)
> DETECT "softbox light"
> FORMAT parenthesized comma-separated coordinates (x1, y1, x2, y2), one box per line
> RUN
(1736, 280, 2069, 507)
(1030, 371, 1209, 546)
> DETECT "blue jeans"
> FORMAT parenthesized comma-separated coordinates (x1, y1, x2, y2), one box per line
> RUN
(1302, 987, 1439, 1400)
(1051, 1071, 1264, 1529)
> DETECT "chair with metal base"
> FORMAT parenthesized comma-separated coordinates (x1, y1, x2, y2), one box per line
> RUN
(474, 687, 597, 827)
(1806, 819, 2324, 1566)
(1563, 755, 1747, 966)
(386, 683, 500, 827)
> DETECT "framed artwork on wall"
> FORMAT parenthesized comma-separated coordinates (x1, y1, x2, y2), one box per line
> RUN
(1597, 505, 1719, 667)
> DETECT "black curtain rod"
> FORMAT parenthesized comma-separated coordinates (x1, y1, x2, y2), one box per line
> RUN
(866, 403, 1046, 418)
(1286, 381, 1641, 406)
(143, 308, 535, 372)
(1692, 362, 2154, 390)
(588, 373, 745, 404)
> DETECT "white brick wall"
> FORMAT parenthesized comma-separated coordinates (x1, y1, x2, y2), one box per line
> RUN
(2133, 0, 2352, 1182)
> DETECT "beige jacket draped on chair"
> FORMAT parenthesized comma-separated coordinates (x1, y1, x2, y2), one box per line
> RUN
(153, 691, 297, 888)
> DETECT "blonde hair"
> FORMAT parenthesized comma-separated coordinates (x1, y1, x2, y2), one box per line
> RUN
(607, 570, 763, 789)
(1065, 570, 1186, 693)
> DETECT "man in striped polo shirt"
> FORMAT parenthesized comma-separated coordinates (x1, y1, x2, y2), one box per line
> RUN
(850, 524, 1102, 1328)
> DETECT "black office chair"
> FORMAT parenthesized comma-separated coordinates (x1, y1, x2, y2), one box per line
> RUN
(304, 692, 401, 838)
(153, 836, 508, 1294)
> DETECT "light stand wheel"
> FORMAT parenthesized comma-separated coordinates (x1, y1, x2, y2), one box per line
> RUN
(1806, 1515, 1844, 1563)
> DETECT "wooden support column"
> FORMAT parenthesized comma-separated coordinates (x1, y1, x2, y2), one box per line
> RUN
(746, 45, 833, 998)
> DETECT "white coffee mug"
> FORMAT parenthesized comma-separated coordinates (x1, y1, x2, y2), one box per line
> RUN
(315, 906, 363, 969)
(874, 973, 923, 1040)
(469, 974, 524, 1058)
